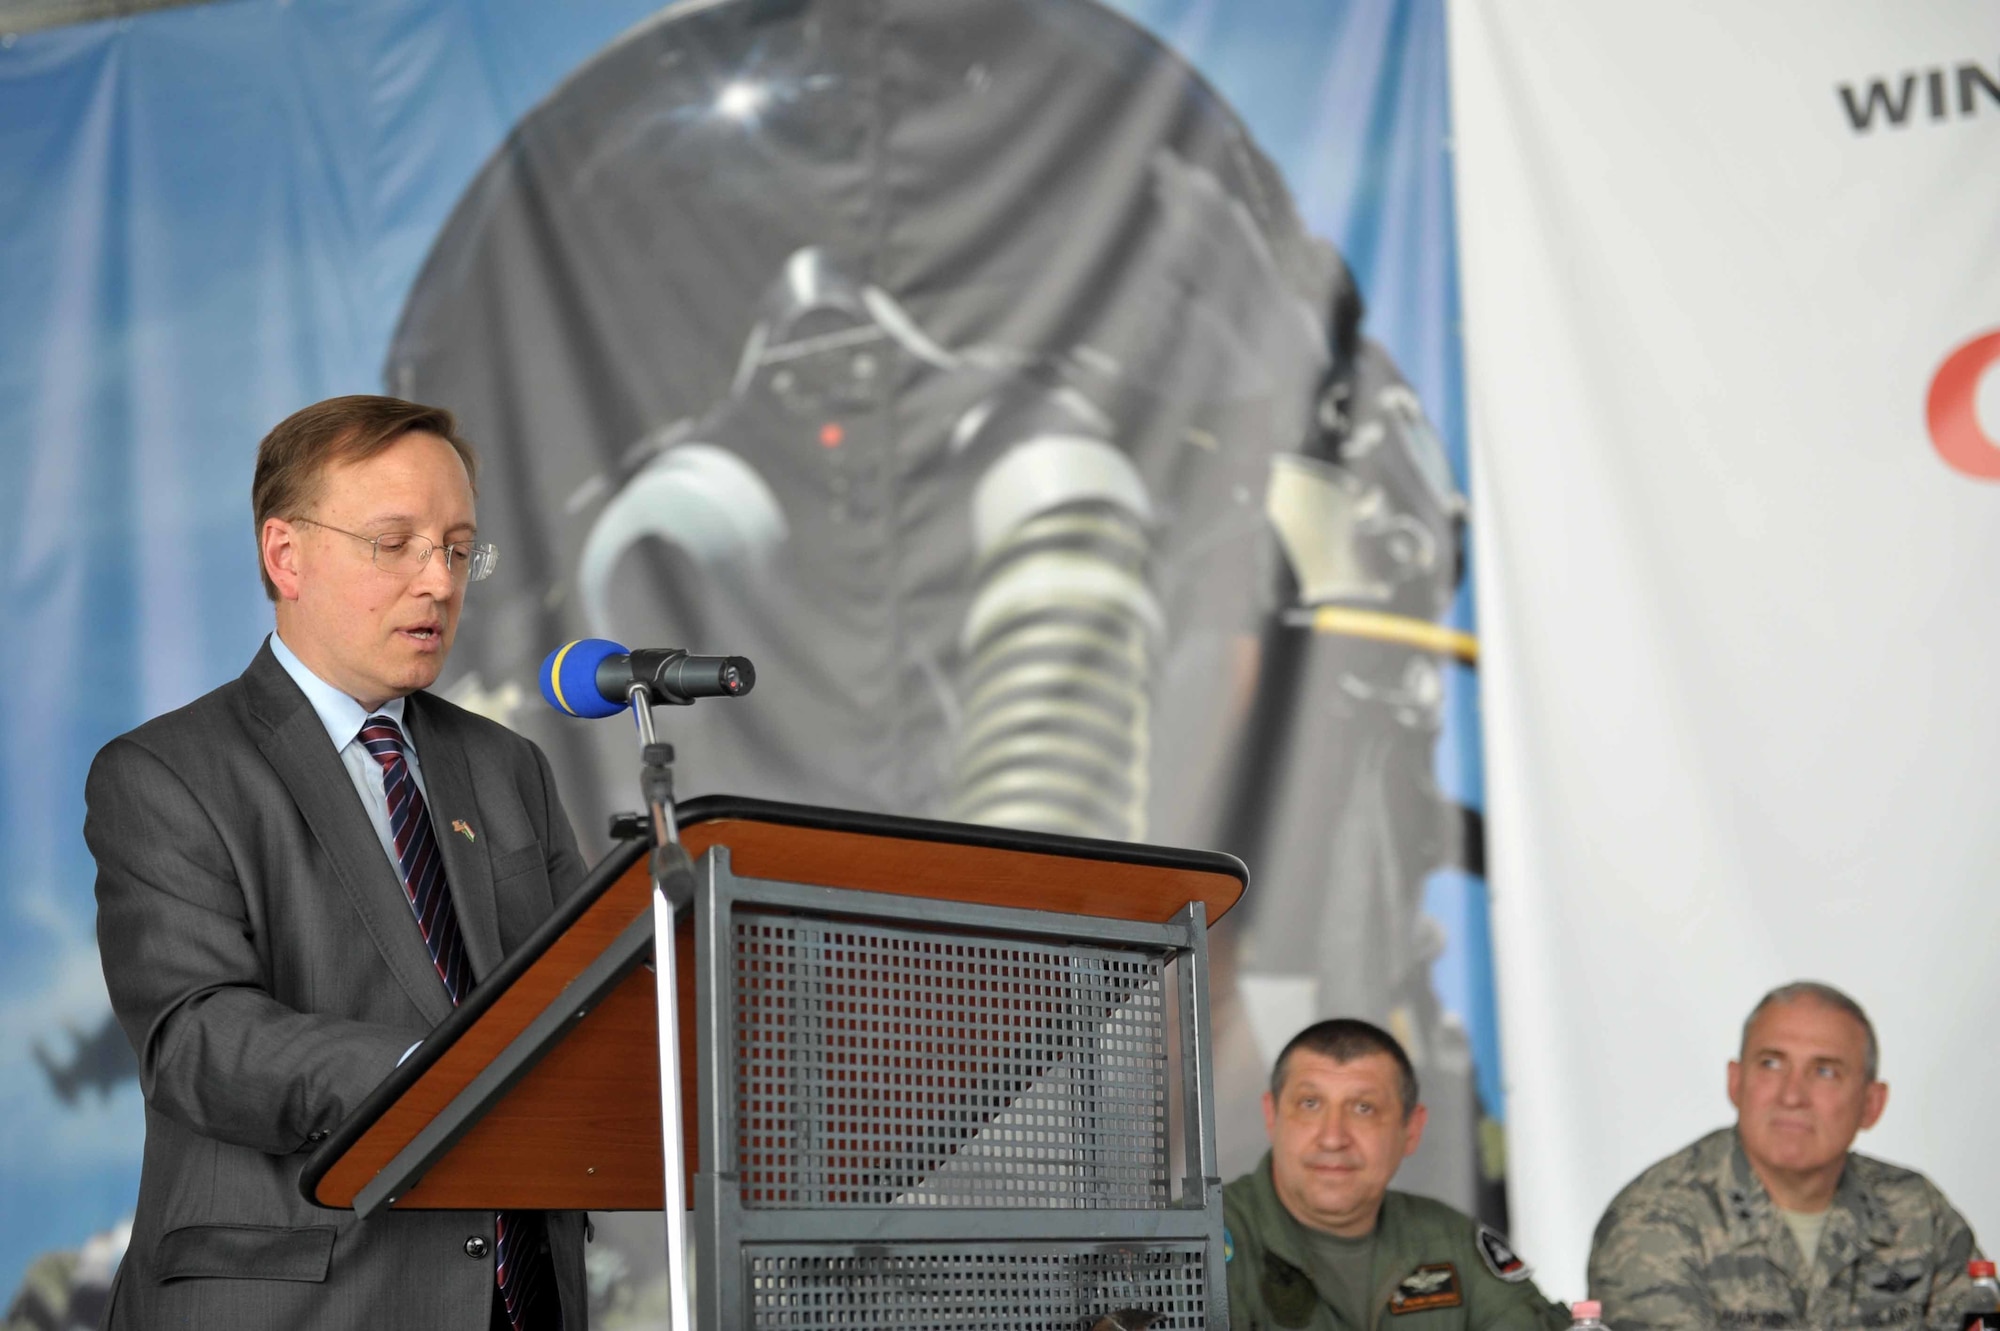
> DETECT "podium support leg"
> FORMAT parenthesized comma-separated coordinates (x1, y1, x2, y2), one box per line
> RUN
(653, 879, 694, 1331)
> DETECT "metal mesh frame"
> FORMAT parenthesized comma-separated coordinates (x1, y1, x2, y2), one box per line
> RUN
(732, 912, 1170, 1209)
(745, 1243, 1209, 1330)
(693, 851, 1226, 1330)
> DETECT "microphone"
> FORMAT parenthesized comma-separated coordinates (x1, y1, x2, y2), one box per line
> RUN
(540, 638, 756, 718)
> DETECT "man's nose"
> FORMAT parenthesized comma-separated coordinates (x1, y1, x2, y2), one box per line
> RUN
(411, 542, 458, 597)
(1314, 1110, 1354, 1150)
(1777, 1068, 1811, 1105)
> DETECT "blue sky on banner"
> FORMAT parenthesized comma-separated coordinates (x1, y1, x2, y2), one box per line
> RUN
(0, 0, 1478, 1295)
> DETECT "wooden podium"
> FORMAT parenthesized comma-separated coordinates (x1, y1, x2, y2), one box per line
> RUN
(303, 795, 1245, 1329)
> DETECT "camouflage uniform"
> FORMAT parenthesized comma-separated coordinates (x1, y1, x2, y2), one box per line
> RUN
(1224, 1154, 1571, 1331)
(1589, 1128, 1982, 1331)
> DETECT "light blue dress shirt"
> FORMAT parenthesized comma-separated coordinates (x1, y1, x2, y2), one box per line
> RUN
(269, 631, 434, 877)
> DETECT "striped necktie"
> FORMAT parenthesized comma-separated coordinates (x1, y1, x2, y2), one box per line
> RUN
(360, 715, 560, 1331)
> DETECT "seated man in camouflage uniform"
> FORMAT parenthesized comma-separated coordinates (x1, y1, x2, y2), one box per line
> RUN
(1224, 1019, 1569, 1331)
(1589, 981, 1982, 1330)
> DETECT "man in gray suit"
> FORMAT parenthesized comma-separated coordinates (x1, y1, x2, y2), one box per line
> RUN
(87, 396, 588, 1330)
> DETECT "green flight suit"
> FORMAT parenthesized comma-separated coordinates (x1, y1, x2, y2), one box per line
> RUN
(1223, 1155, 1571, 1331)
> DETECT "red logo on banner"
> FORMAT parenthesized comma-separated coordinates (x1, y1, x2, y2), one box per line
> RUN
(1927, 329, 2000, 478)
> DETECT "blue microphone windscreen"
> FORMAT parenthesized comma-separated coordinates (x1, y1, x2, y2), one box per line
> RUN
(540, 638, 628, 719)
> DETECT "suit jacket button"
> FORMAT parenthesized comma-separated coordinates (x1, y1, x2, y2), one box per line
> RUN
(465, 1236, 491, 1259)
(307, 1130, 328, 1142)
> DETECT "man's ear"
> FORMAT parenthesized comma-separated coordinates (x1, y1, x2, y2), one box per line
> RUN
(262, 518, 305, 602)
(1261, 1090, 1278, 1143)
(1727, 1059, 1744, 1111)
(1400, 1102, 1428, 1161)
(1859, 1080, 1888, 1132)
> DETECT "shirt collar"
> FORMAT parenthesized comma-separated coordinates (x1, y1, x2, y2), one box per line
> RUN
(1720, 1127, 1882, 1252)
(269, 631, 408, 751)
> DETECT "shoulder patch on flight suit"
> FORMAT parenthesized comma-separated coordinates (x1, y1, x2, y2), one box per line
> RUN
(1261, 1253, 1319, 1328)
(1224, 1227, 1234, 1265)
(1388, 1263, 1463, 1314)
(1476, 1225, 1532, 1282)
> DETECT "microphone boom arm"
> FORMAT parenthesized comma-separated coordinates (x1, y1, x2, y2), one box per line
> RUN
(537, 634, 754, 1331)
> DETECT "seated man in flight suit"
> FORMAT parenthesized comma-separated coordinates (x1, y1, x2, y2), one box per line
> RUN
(1225, 1018, 1569, 1330)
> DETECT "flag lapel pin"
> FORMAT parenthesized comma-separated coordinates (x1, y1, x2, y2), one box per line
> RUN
(451, 819, 476, 843)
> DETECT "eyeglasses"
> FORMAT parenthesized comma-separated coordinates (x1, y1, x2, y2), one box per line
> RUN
(295, 518, 500, 583)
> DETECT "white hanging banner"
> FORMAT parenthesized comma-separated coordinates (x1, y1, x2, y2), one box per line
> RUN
(1449, 0, 2000, 1300)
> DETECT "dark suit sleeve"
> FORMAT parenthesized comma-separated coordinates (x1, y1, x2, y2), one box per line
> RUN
(87, 736, 411, 1156)
(531, 739, 589, 904)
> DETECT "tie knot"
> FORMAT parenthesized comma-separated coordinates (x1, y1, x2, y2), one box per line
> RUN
(359, 715, 407, 769)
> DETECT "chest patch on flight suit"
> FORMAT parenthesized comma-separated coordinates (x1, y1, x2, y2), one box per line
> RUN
(1864, 1264, 1922, 1296)
(1388, 1263, 1463, 1314)
(1476, 1225, 1532, 1283)
(1261, 1254, 1319, 1328)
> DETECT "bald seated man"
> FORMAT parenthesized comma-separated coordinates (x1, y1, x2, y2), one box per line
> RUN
(1589, 981, 1983, 1331)
(1223, 1018, 1568, 1330)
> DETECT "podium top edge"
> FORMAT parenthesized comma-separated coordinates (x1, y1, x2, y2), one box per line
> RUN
(676, 794, 1249, 888)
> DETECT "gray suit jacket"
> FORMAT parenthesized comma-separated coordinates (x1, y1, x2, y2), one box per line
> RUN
(86, 642, 591, 1330)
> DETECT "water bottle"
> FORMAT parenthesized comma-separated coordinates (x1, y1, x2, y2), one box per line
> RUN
(1571, 1300, 1609, 1331)
(1966, 1260, 2000, 1331)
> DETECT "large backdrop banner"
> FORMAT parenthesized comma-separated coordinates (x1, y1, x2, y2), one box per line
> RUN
(1450, 0, 2000, 1301)
(0, 0, 1490, 1318)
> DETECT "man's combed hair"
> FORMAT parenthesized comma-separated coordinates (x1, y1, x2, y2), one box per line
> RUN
(1741, 980, 1880, 1082)
(1269, 1018, 1420, 1120)
(251, 395, 478, 600)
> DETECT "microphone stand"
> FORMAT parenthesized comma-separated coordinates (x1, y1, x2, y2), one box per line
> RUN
(627, 685, 696, 1331)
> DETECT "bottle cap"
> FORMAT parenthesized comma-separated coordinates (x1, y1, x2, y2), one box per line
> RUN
(1973, 1260, 1998, 1278)
(1573, 1302, 1603, 1320)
